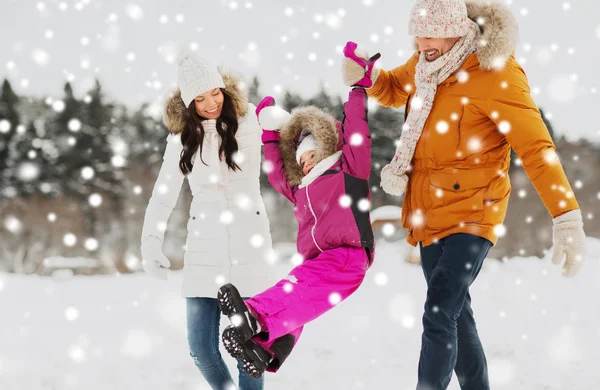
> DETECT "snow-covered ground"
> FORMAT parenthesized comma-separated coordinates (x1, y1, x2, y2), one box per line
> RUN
(1, 237, 599, 390)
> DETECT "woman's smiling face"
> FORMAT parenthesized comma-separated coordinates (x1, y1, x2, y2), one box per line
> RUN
(194, 88, 224, 119)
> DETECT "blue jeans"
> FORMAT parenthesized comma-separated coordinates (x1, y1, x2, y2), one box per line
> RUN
(417, 233, 491, 390)
(187, 297, 264, 390)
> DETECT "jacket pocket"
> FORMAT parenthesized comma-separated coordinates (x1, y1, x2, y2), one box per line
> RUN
(426, 169, 490, 229)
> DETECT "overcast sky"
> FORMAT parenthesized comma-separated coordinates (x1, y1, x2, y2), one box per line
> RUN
(2, 0, 599, 142)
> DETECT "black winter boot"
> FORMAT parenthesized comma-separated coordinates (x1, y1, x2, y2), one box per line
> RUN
(217, 283, 262, 343)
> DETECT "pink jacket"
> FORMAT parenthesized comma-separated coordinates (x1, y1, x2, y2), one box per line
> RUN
(261, 88, 375, 263)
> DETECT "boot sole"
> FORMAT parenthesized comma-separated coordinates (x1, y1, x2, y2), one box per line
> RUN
(217, 283, 257, 342)
(239, 344, 268, 378)
(217, 283, 246, 319)
(222, 326, 245, 359)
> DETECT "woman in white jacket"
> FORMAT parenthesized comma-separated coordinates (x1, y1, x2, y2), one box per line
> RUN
(140, 49, 273, 390)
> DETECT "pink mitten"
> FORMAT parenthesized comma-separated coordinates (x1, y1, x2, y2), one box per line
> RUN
(342, 41, 381, 88)
(256, 95, 275, 118)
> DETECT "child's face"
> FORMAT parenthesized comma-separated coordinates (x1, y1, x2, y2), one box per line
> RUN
(300, 150, 317, 176)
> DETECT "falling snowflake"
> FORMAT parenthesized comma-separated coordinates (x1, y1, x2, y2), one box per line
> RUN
(232, 151, 245, 164)
(81, 166, 95, 180)
(220, 210, 234, 224)
(381, 223, 395, 237)
(17, 162, 40, 181)
(32, 48, 50, 66)
(467, 137, 482, 152)
(68, 118, 82, 132)
(63, 233, 77, 247)
(89, 193, 102, 207)
(234, 194, 252, 211)
(125, 254, 139, 270)
(325, 13, 342, 30)
(339, 195, 352, 208)
(65, 307, 80, 321)
(543, 150, 558, 164)
(411, 212, 424, 227)
(329, 292, 342, 305)
(215, 274, 226, 285)
(48, 213, 57, 222)
(374, 272, 388, 286)
(111, 155, 126, 168)
(350, 133, 363, 146)
(52, 100, 65, 112)
(68, 345, 86, 363)
(494, 224, 507, 237)
(250, 234, 264, 248)
(84, 238, 99, 251)
(358, 199, 370, 212)
(5, 216, 22, 234)
(284, 7, 294, 16)
(436, 121, 449, 134)
(290, 253, 304, 266)
(411, 97, 423, 110)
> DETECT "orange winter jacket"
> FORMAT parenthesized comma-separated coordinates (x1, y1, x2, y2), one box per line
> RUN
(368, 4, 578, 247)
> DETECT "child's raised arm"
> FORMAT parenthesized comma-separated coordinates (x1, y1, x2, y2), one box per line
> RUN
(340, 88, 371, 180)
(256, 97, 296, 203)
(339, 42, 380, 180)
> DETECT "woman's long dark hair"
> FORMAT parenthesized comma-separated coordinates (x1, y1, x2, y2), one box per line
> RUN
(179, 91, 241, 175)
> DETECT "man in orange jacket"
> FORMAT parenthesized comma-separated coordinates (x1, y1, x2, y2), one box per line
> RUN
(343, 0, 588, 389)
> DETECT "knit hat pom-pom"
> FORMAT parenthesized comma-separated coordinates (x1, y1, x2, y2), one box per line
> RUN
(380, 165, 409, 196)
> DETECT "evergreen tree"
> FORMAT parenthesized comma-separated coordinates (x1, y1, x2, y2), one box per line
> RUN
(247, 76, 261, 106)
(0, 79, 21, 194)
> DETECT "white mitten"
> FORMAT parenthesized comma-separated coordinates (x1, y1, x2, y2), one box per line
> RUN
(141, 236, 171, 280)
(551, 209, 587, 277)
(258, 106, 291, 131)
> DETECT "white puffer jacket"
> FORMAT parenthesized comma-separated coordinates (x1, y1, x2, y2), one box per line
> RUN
(141, 70, 275, 297)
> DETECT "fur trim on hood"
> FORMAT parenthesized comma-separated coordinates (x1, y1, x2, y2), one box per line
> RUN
(467, 0, 519, 70)
(163, 67, 249, 134)
(411, 1, 518, 71)
(279, 106, 341, 187)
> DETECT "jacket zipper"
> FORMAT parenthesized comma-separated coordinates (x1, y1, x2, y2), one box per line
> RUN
(305, 184, 324, 253)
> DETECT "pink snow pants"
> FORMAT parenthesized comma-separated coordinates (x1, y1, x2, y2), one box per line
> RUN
(246, 246, 369, 348)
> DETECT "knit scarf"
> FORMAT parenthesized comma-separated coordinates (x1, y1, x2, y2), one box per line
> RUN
(195, 119, 230, 186)
(380, 20, 480, 196)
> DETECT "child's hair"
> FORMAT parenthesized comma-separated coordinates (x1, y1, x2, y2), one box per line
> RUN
(178, 91, 240, 175)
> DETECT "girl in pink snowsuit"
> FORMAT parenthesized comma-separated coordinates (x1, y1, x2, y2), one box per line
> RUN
(217, 45, 381, 378)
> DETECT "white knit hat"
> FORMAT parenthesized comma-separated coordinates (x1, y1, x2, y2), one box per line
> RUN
(176, 49, 225, 107)
(408, 0, 470, 38)
(296, 134, 317, 164)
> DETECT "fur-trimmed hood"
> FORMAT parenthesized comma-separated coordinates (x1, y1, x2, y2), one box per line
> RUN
(412, 1, 518, 71)
(279, 106, 341, 187)
(163, 68, 249, 134)
(467, 0, 519, 70)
